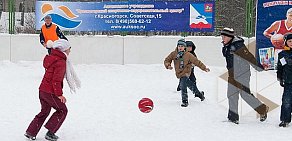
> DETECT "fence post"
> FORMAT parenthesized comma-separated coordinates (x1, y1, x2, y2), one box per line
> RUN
(9, 0, 15, 34)
(245, 0, 253, 38)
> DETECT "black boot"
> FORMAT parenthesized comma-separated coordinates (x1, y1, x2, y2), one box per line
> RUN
(177, 85, 181, 91)
(279, 121, 289, 127)
(228, 119, 239, 124)
(195, 91, 205, 101)
(181, 100, 189, 107)
(24, 132, 36, 140)
(45, 131, 59, 141)
(228, 110, 239, 124)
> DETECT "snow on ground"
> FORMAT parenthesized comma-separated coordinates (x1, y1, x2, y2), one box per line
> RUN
(0, 60, 291, 141)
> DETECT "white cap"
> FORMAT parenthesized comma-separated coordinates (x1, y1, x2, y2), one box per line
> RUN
(46, 40, 53, 48)
(52, 39, 71, 52)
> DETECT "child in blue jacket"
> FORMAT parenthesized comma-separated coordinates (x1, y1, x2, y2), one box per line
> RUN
(277, 33, 292, 127)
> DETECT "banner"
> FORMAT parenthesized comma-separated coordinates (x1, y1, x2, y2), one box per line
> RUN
(35, 1, 215, 32)
(256, 0, 292, 69)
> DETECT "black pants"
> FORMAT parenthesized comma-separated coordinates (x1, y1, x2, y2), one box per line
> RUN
(179, 76, 200, 102)
(280, 83, 292, 122)
(177, 68, 197, 90)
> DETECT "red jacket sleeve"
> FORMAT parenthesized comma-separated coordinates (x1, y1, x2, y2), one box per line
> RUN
(52, 60, 66, 96)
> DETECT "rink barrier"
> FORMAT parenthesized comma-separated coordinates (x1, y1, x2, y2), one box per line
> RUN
(0, 34, 255, 66)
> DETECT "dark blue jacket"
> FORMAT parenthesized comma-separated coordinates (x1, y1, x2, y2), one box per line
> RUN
(277, 50, 292, 84)
(222, 36, 263, 79)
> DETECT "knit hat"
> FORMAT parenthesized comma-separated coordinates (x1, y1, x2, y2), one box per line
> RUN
(186, 41, 196, 49)
(284, 33, 292, 46)
(52, 39, 71, 52)
(186, 41, 196, 54)
(44, 15, 52, 20)
(220, 27, 235, 38)
(177, 39, 186, 47)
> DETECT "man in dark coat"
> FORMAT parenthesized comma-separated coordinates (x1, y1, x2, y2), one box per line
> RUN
(220, 27, 269, 124)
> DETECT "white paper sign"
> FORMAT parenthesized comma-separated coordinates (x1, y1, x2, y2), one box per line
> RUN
(280, 57, 287, 66)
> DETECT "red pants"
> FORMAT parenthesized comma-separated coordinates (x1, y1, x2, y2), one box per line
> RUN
(26, 91, 68, 137)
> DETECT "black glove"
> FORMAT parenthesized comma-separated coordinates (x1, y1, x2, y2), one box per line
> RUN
(280, 80, 285, 87)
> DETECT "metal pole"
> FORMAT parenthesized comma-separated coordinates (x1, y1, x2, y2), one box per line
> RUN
(8, 0, 15, 34)
(21, 1, 24, 26)
(9, 0, 11, 34)
(245, 0, 253, 38)
(12, 0, 15, 34)
(2, 0, 5, 12)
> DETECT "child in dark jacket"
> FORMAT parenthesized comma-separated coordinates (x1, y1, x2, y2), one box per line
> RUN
(277, 33, 292, 127)
(220, 27, 269, 124)
(164, 39, 210, 107)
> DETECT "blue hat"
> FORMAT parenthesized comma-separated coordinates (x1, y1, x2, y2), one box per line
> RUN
(177, 39, 186, 47)
(284, 33, 292, 46)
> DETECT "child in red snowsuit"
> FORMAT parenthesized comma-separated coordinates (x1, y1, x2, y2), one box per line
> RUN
(25, 39, 72, 141)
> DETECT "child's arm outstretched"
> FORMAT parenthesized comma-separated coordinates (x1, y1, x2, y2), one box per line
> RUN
(190, 55, 210, 72)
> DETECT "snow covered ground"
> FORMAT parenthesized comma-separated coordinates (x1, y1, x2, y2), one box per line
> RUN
(0, 60, 291, 141)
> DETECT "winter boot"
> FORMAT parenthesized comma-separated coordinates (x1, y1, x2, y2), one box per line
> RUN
(181, 100, 189, 107)
(45, 131, 59, 141)
(195, 91, 205, 101)
(279, 121, 289, 127)
(259, 106, 269, 122)
(177, 85, 181, 91)
(228, 119, 239, 124)
(24, 132, 36, 140)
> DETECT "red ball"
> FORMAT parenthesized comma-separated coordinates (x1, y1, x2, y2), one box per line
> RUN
(138, 98, 154, 113)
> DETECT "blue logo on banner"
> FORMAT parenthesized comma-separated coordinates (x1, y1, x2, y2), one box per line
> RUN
(41, 3, 82, 29)
(189, 3, 213, 29)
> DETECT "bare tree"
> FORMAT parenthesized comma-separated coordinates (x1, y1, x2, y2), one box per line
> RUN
(15, 12, 36, 34)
